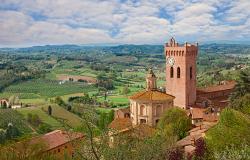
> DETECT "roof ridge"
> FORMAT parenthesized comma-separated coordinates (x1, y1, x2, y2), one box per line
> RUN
(130, 90, 174, 101)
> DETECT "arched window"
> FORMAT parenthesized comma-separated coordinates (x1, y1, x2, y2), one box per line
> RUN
(177, 67, 180, 78)
(156, 105, 162, 116)
(190, 67, 193, 79)
(140, 105, 145, 115)
(170, 67, 174, 78)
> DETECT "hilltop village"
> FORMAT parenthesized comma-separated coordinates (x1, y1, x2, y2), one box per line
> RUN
(109, 38, 236, 155)
(0, 38, 248, 160)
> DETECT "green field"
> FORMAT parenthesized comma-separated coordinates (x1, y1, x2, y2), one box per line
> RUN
(98, 95, 129, 104)
(1, 79, 97, 100)
(0, 109, 32, 134)
(40, 104, 82, 128)
(17, 107, 63, 129)
(17, 104, 83, 129)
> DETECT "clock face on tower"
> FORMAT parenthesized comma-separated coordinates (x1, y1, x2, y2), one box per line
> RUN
(168, 57, 175, 66)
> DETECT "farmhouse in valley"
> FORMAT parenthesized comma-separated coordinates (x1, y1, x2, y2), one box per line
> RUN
(14, 130, 84, 159)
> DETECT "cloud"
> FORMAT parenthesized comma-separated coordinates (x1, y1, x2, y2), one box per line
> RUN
(0, 0, 249, 46)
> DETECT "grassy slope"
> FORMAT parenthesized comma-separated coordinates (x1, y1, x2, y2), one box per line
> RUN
(17, 107, 63, 129)
(0, 109, 32, 134)
(40, 104, 82, 128)
(206, 108, 250, 152)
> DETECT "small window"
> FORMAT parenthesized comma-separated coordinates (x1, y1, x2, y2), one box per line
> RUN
(140, 119, 146, 124)
(170, 67, 174, 78)
(58, 149, 60, 153)
(190, 67, 193, 79)
(177, 67, 180, 78)
(124, 113, 130, 118)
(156, 119, 159, 124)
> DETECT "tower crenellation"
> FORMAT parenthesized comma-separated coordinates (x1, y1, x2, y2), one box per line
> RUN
(165, 37, 198, 109)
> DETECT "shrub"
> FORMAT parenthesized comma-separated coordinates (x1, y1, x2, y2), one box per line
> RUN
(48, 105, 52, 115)
(37, 123, 52, 134)
(158, 107, 192, 139)
(6, 123, 20, 139)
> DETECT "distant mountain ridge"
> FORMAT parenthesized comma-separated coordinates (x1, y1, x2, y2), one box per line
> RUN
(0, 43, 250, 55)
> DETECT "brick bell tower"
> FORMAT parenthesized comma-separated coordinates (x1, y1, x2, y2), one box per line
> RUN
(165, 37, 198, 109)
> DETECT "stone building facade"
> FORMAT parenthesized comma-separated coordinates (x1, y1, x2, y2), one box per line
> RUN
(165, 38, 198, 109)
(129, 69, 175, 127)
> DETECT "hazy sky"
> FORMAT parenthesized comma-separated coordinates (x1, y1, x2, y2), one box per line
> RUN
(0, 0, 249, 47)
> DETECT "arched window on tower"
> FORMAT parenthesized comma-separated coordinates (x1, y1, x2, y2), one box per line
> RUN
(190, 67, 193, 79)
(170, 67, 174, 78)
(177, 67, 180, 78)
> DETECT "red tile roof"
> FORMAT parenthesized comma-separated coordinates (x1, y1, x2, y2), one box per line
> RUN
(190, 108, 206, 119)
(189, 107, 219, 122)
(108, 118, 132, 131)
(109, 121, 155, 138)
(197, 80, 236, 94)
(203, 114, 219, 122)
(31, 130, 84, 151)
(129, 90, 174, 101)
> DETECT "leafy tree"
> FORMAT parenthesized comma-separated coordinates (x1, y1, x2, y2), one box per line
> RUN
(68, 94, 94, 104)
(37, 123, 52, 134)
(1, 101, 7, 109)
(6, 123, 20, 139)
(27, 113, 33, 123)
(108, 72, 117, 81)
(230, 94, 250, 115)
(168, 147, 184, 160)
(67, 104, 72, 111)
(230, 69, 250, 100)
(27, 113, 42, 126)
(96, 72, 114, 90)
(214, 145, 250, 160)
(0, 129, 6, 144)
(194, 138, 207, 160)
(54, 96, 66, 107)
(73, 104, 177, 160)
(122, 85, 130, 95)
(31, 114, 42, 126)
(205, 108, 250, 154)
(158, 107, 192, 139)
(48, 105, 52, 115)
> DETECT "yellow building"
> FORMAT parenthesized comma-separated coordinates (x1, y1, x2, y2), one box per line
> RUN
(129, 69, 175, 127)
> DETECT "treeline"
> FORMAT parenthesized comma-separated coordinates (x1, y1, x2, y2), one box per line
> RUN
(0, 63, 45, 92)
(1, 43, 250, 55)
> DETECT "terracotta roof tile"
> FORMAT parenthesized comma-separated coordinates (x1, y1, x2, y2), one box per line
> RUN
(114, 107, 130, 113)
(132, 124, 155, 138)
(203, 114, 219, 122)
(189, 107, 219, 122)
(190, 108, 206, 119)
(129, 90, 174, 101)
(197, 81, 236, 94)
(108, 118, 132, 131)
(31, 130, 84, 151)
